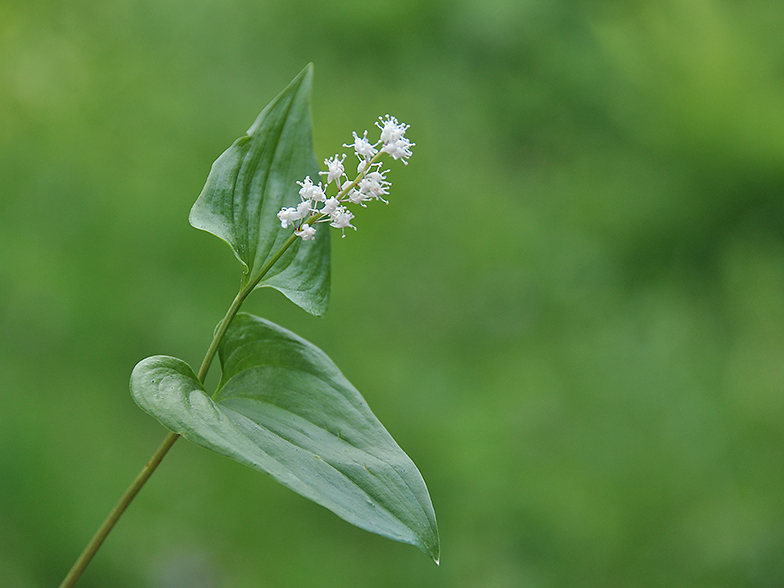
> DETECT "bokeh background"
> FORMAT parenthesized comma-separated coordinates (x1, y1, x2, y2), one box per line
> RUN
(3, 0, 784, 586)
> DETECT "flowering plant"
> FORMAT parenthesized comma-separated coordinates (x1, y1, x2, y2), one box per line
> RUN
(59, 64, 438, 588)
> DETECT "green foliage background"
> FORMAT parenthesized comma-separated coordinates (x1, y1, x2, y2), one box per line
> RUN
(3, 0, 784, 586)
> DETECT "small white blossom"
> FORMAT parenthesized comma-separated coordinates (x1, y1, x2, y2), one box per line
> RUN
(296, 200, 312, 218)
(322, 197, 340, 216)
(358, 173, 389, 203)
(329, 207, 356, 237)
(357, 159, 369, 175)
(344, 130, 378, 159)
(320, 154, 346, 185)
(376, 115, 409, 144)
(297, 176, 326, 202)
(381, 137, 414, 164)
(375, 115, 414, 164)
(347, 186, 372, 206)
(295, 223, 317, 240)
(341, 179, 362, 203)
(365, 169, 389, 190)
(277, 207, 299, 228)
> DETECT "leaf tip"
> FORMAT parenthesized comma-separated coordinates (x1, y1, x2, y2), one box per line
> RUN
(288, 63, 314, 93)
(413, 522, 440, 565)
(427, 537, 441, 566)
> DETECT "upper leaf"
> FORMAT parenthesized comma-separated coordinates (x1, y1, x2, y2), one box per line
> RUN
(130, 313, 440, 562)
(189, 64, 330, 316)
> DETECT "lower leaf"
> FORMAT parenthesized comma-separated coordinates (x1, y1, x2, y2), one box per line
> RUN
(130, 313, 439, 562)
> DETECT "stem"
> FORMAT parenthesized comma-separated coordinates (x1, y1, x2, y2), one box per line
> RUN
(59, 231, 301, 588)
(58, 432, 179, 588)
(198, 231, 299, 386)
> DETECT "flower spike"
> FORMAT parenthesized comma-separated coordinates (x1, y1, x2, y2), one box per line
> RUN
(280, 115, 413, 239)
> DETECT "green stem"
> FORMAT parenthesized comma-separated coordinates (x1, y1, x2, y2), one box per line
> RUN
(199, 231, 299, 386)
(57, 432, 179, 588)
(58, 231, 301, 588)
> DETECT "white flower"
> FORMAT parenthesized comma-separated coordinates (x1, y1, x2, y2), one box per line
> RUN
(358, 173, 389, 203)
(297, 176, 326, 202)
(365, 169, 389, 190)
(341, 179, 363, 204)
(381, 137, 414, 164)
(295, 223, 317, 240)
(347, 184, 372, 206)
(344, 130, 378, 159)
(277, 197, 315, 229)
(320, 154, 346, 185)
(329, 207, 356, 237)
(357, 159, 369, 175)
(322, 197, 340, 216)
(374, 115, 414, 164)
(277, 207, 299, 228)
(376, 115, 409, 144)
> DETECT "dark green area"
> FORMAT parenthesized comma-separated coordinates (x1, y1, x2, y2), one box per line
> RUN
(2, 1, 784, 586)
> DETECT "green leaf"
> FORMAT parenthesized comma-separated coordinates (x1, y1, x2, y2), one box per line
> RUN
(130, 313, 440, 562)
(189, 64, 330, 316)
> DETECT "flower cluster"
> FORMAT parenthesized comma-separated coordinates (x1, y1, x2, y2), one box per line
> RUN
(277, 115, 414, 240)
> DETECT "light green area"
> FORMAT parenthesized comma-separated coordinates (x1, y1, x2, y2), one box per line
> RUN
(2, 0, 784, 586)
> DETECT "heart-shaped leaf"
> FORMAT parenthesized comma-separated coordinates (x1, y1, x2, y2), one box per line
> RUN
(189, 64, 330, 316)
(130, 313, 439, 562)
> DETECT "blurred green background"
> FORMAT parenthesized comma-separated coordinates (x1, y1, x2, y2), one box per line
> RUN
(3, 0, 784, 586)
